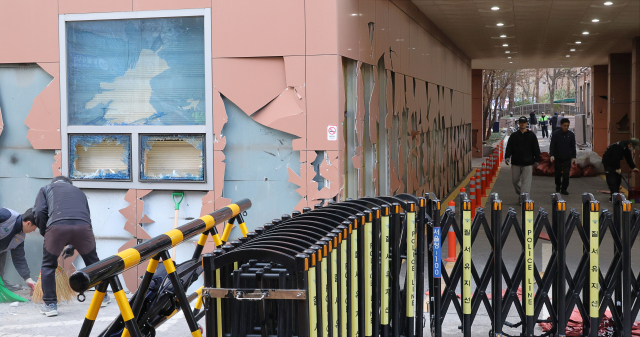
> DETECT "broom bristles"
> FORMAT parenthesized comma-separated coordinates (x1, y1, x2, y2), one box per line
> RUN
(32, 266, 76, 304)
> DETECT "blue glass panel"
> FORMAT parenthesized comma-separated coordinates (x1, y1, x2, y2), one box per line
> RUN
(67, 17, 205, 125)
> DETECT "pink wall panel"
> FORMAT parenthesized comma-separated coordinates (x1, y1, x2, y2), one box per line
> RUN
(306, 0, 338, 55)
(358, 0, 376, 65)
(133, 0, 211, 11)
(306, 55, 341, 151)
(212, 0, 305, 57)
(338, 0, 360, 61)
(388, 3, 410, 75)
(59, 0, 132, 14)
(0, 0, 58, 63)
(375, 0, 389, 67)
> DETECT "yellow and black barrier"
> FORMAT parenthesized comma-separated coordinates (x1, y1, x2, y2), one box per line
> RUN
(72, 199, 252, 337)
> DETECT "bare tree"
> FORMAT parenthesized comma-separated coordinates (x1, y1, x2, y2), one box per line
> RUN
(482, 69, 517, 140)
(545, 68, 569, 104)
(534, 69, 541, 103)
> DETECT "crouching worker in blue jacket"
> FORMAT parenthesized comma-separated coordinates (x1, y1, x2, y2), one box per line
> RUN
(0, 208, 38, 292)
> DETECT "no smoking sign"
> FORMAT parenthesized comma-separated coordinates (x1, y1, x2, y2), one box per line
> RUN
(327, 125, 337, 141)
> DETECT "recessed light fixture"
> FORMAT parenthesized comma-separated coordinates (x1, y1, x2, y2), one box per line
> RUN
(491, 6, 500, 10)
(508, 56, 512, 59)
(592, 19, 600, 22)
(505, 51, 510, 53)
(566, 55, 570, 57)
(576, 41, 582, 44)
(503, 44, 508, 47)
(509, 62, 513, 64)
(604, 1, 613, 5)
(570, 49, 576, 51)
(497, 23, 504, 26)
(582, 31, 589, 35)
(351, 13, 358, 16)
(500, 34, 507, 38)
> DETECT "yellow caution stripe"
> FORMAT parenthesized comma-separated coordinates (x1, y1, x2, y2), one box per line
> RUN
(164, 229, 184, 247)
(116, 249, 141, 269)
(114, 290, 135, 321)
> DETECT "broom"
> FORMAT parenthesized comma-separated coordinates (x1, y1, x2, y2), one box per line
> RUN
(32, 265, 76, 303)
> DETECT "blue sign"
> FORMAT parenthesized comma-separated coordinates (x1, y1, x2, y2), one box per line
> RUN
(433, 227, 441, 278)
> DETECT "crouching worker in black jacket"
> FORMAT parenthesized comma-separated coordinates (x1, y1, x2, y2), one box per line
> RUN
(33, 176, 110, 317)
(602, 138, 640, 201)
(0, 208, 38, 291)
(505, 116, 541, 202)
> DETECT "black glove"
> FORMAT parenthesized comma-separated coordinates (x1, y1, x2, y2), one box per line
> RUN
(62, 245, 75, 259)
(505, 158, 510, 166)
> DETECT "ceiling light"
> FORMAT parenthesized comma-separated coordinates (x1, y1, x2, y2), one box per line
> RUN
(566, 55, 570, 57)
(576, 41, 582, 44)
(503, 44, 508, 46)
(491, 6, 500, 10)
(570, 48, 576, 51)
(351, 13, 358, 16)
(505, 51, 510, 53)
(509, 62, 513, 64)
(582, 31, 589, 35)
(592, 19, 600, 22)
(508, 56, 512, 59)
(604, 1, 613, 5)
(497, 23, 504, 26)
(500, 34, 507, 38)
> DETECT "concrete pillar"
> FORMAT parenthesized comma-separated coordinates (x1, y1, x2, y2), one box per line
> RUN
(471, 69, 483, 158)
(593, 65, 608, 156)
(631, 37, 640, 187)
(608, 53, 632, 146)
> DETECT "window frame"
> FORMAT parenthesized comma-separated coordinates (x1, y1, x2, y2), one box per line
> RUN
(59, 8, 213, 191)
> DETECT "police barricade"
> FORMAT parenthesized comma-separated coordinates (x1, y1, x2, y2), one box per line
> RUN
(200, 194, 427, 337)
(426, 191, 640, 337)
(68, 199, 252, 337)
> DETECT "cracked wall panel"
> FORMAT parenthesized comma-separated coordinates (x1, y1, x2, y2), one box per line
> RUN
(385, 70, 394, 129)
(355, 64, 365, 197)
(369, 68, 380, 145)
(59, 0, 132, 14)
(394, 73, 405, 116)
(213, 90, 228, 151)
(358, 0, 376, 65)
(310, 150, 341, 201)
(212, 57, 286, 116)
(284, 56, 306, 113)
(0, 0, 58, 63)
(307, 55, 341, 151)
(405, 75, 416, 118)
(52, 152, 61, 176)
(444, 87, 452, 129)
(212, 0, 305, 58)
(252, 88, 306, 139)
(25, 63, 60, 149)
(133, 0, 210, 11)
(415, 79, 428, 133)
(388, 3, 410, 75)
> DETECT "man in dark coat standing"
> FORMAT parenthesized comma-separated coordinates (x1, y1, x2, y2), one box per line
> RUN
(550, 112, 559, 134)
(602, 138, 640, 201)
(505, 116, 541, 201)
(550, 118, 576, 194)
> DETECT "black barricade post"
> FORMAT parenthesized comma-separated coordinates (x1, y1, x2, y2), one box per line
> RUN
(416, 197, 426, 337)
(490, 193, 502, 337)
(551, 193, 567, 337)
(582, 193, 600, 337)
(460, 193, 472, 337)
(520, 193, 535, 337)
(406, 201, 417, 337)
(426, 193, 442, 337)
(614, 193, 633, 336)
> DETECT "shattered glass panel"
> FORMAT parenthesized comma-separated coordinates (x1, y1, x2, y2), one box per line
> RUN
(66, 17, 205, 126)
(140, 134, 205, 181)
(69, 134, 131, 180)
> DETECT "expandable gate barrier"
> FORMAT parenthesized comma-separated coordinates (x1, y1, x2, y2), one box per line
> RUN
(427, 192, 640, 337)
(200, 194, 429, 337)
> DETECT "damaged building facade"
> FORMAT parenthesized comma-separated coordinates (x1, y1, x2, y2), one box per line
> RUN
(0, 0, 471, 291)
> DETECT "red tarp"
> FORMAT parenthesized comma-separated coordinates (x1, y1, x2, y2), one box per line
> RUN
(539, 308, 640, 336)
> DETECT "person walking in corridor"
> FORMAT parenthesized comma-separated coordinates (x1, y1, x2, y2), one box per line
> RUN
(33, 176, 110, 317)
(505, 116, 541, 200)
(539, 112, 550, 138)
(550, 118, 576, 195)
(550, 112, 559, 134)
(529, 111, 538, 135)
(602, 138, 640, 201)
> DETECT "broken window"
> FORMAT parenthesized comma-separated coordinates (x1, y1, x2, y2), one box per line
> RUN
(140, 134, 205, 181)
(66, 17, 206, 126)
(69, 135, 131, 180)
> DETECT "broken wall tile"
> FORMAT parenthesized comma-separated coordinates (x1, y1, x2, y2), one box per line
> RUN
(25, 63, 60, 150)
(212, 57, 287, 116)
(284, 56, 307, 112)
(252, 88, 306, 139)
(375, 0, 390, 66)
(0, 0, 58, 63)
(212, 0, 305, 57)
(358, 0, 377, 65)
(52, 152, 61, 177)
(338, 0, 359, 61)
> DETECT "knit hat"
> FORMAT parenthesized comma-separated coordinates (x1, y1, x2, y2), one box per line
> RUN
(518, 116, 528, 124)
(630, 138, 640, 150)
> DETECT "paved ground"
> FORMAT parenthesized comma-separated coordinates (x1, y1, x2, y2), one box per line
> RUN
(0, 288, 199, 337)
